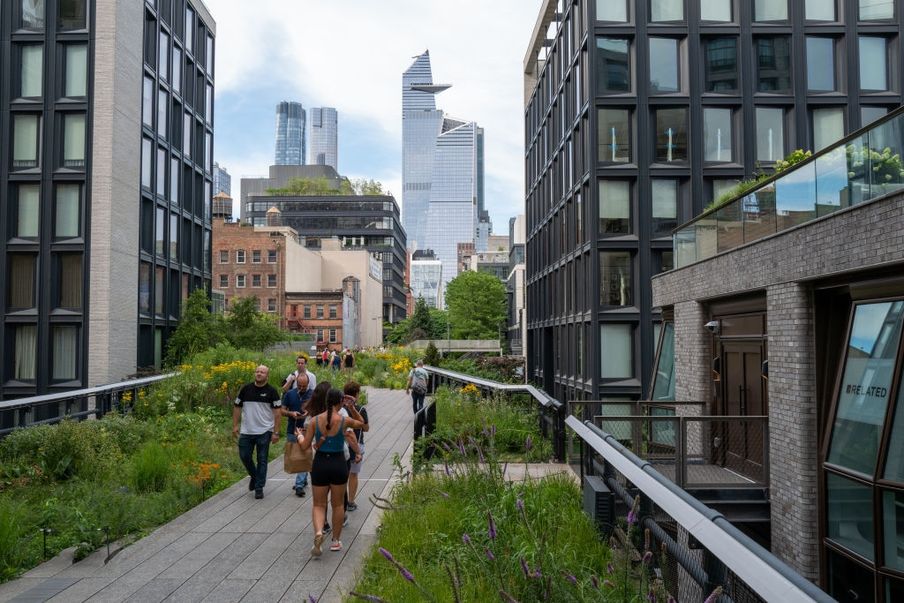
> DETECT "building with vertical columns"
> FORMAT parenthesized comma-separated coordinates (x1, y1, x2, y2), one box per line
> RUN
(651, 105, 904, 599)
(275, 101, 306, 166)
(308, 107, 338, 171)
(524, 0, 904, 405)
(0, 0, 214, 404)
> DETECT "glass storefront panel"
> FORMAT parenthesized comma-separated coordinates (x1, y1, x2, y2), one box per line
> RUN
(827, 548, 875, 602)
(826, 472, 875, 561)
(652, 323, 675, 401)
(827, 301, 904, 476)
(883, 490, 904, 571)
(884, 384, 904, 481)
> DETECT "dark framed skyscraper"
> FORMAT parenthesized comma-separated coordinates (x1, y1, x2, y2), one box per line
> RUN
(0, 0, 215, 404)
(524, 0, 904, 402)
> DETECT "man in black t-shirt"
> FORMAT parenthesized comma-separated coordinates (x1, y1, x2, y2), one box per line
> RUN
(232, 365, 281, 499)
(343, 381, 369, 511)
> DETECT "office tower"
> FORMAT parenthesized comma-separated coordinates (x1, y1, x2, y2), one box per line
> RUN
(524, 0, 901, 403)
(409, 250, 443, 309)
(402, 51, 448, 251)
(243, 193, 408, 323)
(275, 101, 305, 165)
(309, 107, 338, 171)
(213, 162, 231, 196)
(0, 0, 215, 401)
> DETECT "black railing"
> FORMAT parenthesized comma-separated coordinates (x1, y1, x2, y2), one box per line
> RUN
(419, 366, 832, 602)
(0, 374, 174, 437)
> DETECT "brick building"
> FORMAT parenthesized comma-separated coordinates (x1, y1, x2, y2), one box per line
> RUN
(285, 291, 343, 350)
(651, 108, 904, 599)
(212, 221, 284, 323)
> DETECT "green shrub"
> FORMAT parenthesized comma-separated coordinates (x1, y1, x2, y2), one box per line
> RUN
(0, 502, 27, 582)
(129, 443, 171, 493)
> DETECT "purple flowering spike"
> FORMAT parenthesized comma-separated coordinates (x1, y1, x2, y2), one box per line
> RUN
(627, 510, 637, 526)
(457, 439, 466, 455)
(308, 596, 318, 603)
(378, 547, 394, 562)
(400, 566, 415, 582)
(520, 557, 530, 577)
(516, 496, 524, 513)
(444, 462, 452, 476)
(703, 586, 723, 603)
(485, 547, 495, 561)
(532, 568, 542, 579)
(668, 596, 677, 603)
(490, 424, 496, 437)
(564, 573, 577, 586)
(607, 562, 615, 575)
(591, 575, 600, 590)
(642, 550, 653, 565)
(524, 435, 533, 452)
(462, 533, 471, 545)
(487, 511, 497, 540)
(603, 579, 615, 588)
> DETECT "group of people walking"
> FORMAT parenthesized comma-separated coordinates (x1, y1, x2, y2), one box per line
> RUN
(231, 355, 369, 557)
(314, 347, 356, 372)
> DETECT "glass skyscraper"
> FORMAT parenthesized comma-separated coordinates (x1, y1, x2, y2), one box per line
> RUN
(308, 107, 338, 171)
(402, 51, 481, 302)
(275, 101, 305, 165)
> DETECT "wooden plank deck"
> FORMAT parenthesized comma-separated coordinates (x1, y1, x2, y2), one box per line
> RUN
(0, 387, 413, 603)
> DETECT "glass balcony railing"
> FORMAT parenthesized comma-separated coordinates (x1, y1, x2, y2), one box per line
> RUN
(673, 106, 904, 268)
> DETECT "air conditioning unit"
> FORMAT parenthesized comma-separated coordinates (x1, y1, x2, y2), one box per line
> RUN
(583, 475, 615, 536)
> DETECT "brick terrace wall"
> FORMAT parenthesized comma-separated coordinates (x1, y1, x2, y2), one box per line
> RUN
(652, 193, 904, 578)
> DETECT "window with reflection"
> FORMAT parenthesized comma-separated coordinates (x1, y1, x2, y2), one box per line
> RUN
(827, 301, 904, 475)
(861, 106, 888, 127)
(157, 89, 168, 138)
(654, 108, 687, 162)
(159, 31, 169, 82)
(652, 179, 679, 235)
(20, 0, 44, 30)
(156, 147, 166, 195)
(155, 206, 165, 256)
(703, 37, 737, 93)
(701, 0, 731, 21)
(755, 0, 787, 21)
(155, 267, 165, 315)
(807, 37, 837, 92)
(860, 0, 894, 20)
(883, 491, 904, 571)
(598, 109, 631, 162)
(600, 323, 633, 379)
(62, 113, 85, 169)
(172, 47, 182, 95)
(58, 0, 86, 30)
(652, 322, 675, 400)
(13, 325, 37, 382)
(597, 0, 628, 21)
(813, 107, 844, 151)
(600, 251, 632, 307)
(859, 37, 888, 91)
(756, 36, 792, 92)
(703, 108, 733, 162)
(139, 262, 151, 315)
(14, 184, 39, 239)
(142, 137, 152, 188)
(65, 44, 88, 97)
(19, 45, 43, 98)
(596, 38, 630, 93)
(805, 0, 835, 21)
(599, 180, 631, 235)
(52, 326, 78, 381)
(56, 253, 82, 309)
(8, 254, 36, 310)
(649, 38, 680, 93)
(826, 472, 875, 560)
(651, 0, 683, 21)
(756, 107, 784, 162)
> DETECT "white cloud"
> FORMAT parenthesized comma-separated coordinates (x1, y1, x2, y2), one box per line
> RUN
(205, 0, 541, 226)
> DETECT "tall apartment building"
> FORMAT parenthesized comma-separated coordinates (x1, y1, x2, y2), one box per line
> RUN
(410, 249, 443, 309)
(524, 0, 904, 402)
(0, 0, 215, 401)
(308, 107, 338, 171)
(243, 195, 408, 323)
(275, 101, 305, 165)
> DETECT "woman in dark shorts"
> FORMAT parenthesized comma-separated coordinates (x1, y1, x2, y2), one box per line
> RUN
(296, 388, 365, 556)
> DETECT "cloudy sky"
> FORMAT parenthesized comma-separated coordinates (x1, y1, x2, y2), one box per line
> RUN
(205, 0, 544, 231)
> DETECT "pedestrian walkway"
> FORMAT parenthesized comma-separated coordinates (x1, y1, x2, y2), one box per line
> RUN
(0, 387, 413, 603)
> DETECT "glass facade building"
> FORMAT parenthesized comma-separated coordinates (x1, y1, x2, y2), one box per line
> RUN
(525, 0, 904, 403)
(410, 251, 443, 309)
(213, 162, 231, 196)
(308, 107, 338, 171)
(275, 101, 305, 166)
(0, 0, 214, 404)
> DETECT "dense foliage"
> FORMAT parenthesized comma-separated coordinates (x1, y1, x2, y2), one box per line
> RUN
(384, 303, 449, 345)
(445, 271, 507, 340)
(266, 176, 386, 196)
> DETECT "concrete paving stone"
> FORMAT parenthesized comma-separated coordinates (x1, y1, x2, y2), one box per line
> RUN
(45, 577, 115, 603)
(278, 579, 328, 603)
(163, 532, 270, 602)
(0, 578, 44, 601)
(156, 532, 240, 581)
(125, 578, 185, 603)
(227, 532, 297, 580)
(199, 579, 257, 603)
(21, 548, 77, 578)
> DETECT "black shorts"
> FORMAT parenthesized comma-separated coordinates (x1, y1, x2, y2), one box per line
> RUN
(311, 450, 349, 486)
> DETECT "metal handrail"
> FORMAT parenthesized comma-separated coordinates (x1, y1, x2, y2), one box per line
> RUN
(423, 366, 562, 409)
(570, 417, 833, 603)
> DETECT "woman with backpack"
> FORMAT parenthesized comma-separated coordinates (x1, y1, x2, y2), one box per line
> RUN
(406, 359, 429, 414)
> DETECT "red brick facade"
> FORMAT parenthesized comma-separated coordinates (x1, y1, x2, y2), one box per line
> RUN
(285, 292, 344, 351)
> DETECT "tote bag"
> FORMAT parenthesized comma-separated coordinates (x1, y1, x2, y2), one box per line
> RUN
(284, 440, 313, 473)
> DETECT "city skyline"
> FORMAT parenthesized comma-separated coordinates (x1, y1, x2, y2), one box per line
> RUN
(205, 0, 541, 231)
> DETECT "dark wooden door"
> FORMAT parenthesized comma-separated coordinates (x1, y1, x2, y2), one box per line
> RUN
(721, 342, 767, 480)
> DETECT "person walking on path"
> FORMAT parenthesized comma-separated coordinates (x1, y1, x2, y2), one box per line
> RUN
(343, 381, 368, 511)
(282, 356, 317, 496)
(295, 388, 366, 557)
(233, 365, 282, 500)
(343, 348, 355, 373)
(406, 359, 429, 414)
(330, 349, 341, 372)
(283, 355, 317, 396)
(281, 376, 309, 497)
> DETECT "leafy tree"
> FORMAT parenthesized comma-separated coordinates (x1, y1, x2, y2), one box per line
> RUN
(428, 308, 449, 339)
(165, 289, 225, 366)
(424, 341, 440, 366)
(265, 177, 387, 197)
(444, 271, 507, 340)
(350, 178, 386, 195)
(383, 319, 410, 345)
(409, 297, 433, 341)
(225, 296, 285, 350)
